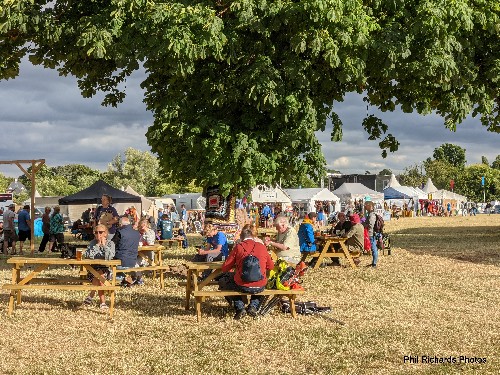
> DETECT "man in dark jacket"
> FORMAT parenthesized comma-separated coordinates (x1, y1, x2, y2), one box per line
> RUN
(114, 216, 142, 284)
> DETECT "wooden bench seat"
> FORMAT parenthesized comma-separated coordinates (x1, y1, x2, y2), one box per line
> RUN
(2, 284, 119, 291)
(116, 266, 170, 289)
(191, 288, 305, 322)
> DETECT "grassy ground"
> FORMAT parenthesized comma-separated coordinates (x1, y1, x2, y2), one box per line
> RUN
(0, 215, 498, 375)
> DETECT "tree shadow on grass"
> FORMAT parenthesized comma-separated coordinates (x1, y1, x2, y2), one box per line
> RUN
(390, 225, 500, 266)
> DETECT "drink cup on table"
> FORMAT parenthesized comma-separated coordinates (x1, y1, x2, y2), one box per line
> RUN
(76, 249, 83, 261)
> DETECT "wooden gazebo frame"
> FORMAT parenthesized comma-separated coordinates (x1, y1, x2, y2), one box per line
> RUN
(0, 159, 45, 254)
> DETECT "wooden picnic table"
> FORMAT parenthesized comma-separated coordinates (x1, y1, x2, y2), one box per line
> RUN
(134, 244, 168, 288)
(182, 261, 304, 322)
(301, 235, 357, 269)
(2, 257, 121, 317)
(158, 238, 183, 249)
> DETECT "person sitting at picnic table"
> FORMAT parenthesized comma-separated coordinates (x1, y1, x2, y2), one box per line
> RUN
(195, 223, 228, 262)
(341, 214, 363, 266)
(158, 213, 174, 240)
(113, 216, 143, 285)
(264, 215, 301, 265)
(176, 228, 189, 248)
(329, 212, 351, 236)
(298, 212, 317, 267)
(71, 219, 82, 235)
(94, 194, 120, 240)
(220, 226, 274, 320)
(329, 212, 352, 266)
(138, 218, 156, 266)
(83, 224, 116, 309)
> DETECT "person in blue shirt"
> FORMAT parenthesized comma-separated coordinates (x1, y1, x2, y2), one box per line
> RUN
(261, 204, 272, 228)
(158, 214, 174, 240)
(17, 205, 31, 255)
(180, 204, 188, 233)
(298, 212, 317, 266)
(196, 223, 228, 261)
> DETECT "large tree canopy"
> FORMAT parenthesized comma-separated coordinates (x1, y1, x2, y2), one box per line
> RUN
(1, 0, 499, 194)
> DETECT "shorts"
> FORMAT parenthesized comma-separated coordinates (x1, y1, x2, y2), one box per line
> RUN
(18, 230, 31, 242)
(50, 233, 65, 244)
(3, 230, 18, 242)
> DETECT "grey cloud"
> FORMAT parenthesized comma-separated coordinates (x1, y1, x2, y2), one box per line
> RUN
(1, 60, 499, 180)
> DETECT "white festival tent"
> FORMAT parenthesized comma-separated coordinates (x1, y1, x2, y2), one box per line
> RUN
(386, 174, 401, 188)
(383, 186, 427, 200)
(422, 178, 438, 194)
(284, 188, 340, 213)
(332, 183, 384, 206)
(250, 185, 292, 204)
(429, 189, 467, 202)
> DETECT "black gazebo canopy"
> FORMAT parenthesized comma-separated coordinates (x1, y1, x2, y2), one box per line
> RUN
(59, 180, 142, 205)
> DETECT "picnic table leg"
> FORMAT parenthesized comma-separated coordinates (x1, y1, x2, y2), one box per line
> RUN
(7, 292, 15, 315)
(185, 270, 193, 310)
(15, 265, 22, 305)
(109, 265, 117, 317)
(289, 295, 298, 318)
(195, 296, 202, 322)
(341, 243, 356, 268)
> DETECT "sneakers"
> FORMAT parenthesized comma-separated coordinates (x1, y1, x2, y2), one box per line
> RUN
(246, 305, 258, 318)
(100, 303, 109, 310)
(83, 296, 93, 306)
(353, 258, 361, 266)
(134, 278, 144, 286)
(234, 309, 247, 320)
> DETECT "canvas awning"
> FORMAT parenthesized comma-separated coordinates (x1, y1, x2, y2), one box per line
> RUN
(59, 180, 142, 205)
(251, 185, 292, 204)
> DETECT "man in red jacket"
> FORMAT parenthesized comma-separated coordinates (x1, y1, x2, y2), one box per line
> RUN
(221, 226, 274, 320)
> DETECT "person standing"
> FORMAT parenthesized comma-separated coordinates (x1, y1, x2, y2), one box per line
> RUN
(363, 201, 378, 268)
(94, 194, 119, 240)
(158, 214, 174, 240)
(17, 205, 31, 255)
(261, 203, 272, 228)
(180, 204, 188, 233)
(298, 212, 317, 266)
(2, 204, 17, 255)
(49, 206, 65, 252)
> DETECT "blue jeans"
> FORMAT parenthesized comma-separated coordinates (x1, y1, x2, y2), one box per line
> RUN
(220, 273, 264, 311)
(370, 236, 378, 266)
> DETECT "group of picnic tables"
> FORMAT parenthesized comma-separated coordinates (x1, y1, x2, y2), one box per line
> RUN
(1, 233, 356, 320)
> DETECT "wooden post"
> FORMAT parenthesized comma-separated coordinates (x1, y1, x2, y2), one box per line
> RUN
(0, 159, 45, 255)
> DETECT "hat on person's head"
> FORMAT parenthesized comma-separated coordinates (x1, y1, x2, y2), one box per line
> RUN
(9, 204, 15, 208)
(349, 213, 361, 224)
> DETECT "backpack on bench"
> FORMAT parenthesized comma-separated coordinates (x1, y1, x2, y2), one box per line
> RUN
(240, 243, 263, 283)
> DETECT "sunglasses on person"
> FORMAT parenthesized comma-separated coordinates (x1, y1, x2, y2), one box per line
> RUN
(94, 230, 105, 234)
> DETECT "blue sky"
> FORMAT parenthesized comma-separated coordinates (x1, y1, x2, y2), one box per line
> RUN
(0, 58, 498, 180)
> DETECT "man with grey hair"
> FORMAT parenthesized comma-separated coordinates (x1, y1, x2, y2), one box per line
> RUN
(113, 216, 142, 284)
(264, 215, 301, 265)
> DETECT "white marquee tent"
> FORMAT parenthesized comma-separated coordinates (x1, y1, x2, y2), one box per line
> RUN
(332, 183, 384, 205)
(251, 185, 292, 204)
(386, 174, 401, 188)
(284, 188, 340, 212)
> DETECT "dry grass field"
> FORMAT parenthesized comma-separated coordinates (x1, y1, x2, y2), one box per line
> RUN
(0, 215, 498, 375)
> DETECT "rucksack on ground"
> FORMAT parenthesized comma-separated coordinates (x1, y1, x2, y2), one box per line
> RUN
(374, 213, 384, 233)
